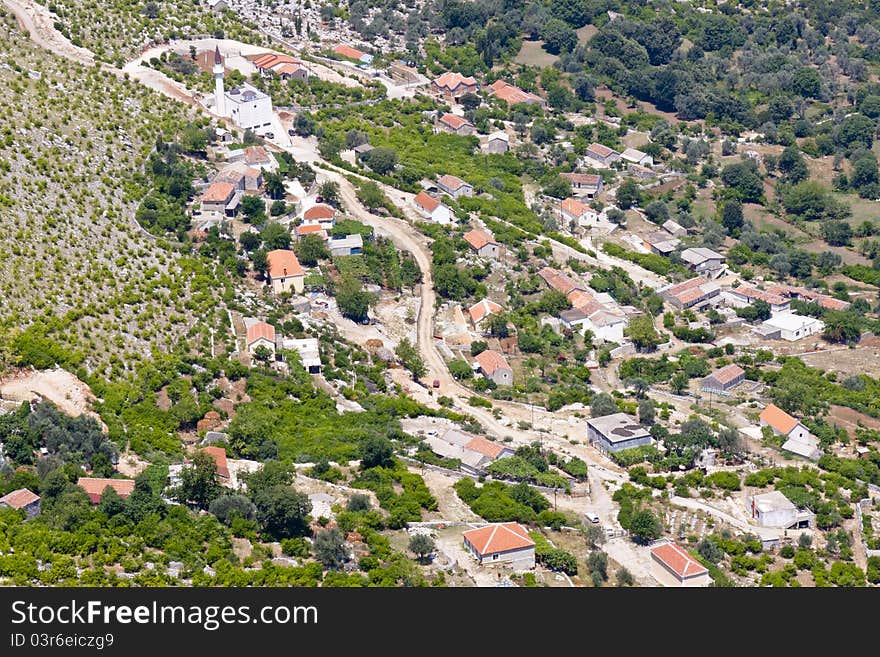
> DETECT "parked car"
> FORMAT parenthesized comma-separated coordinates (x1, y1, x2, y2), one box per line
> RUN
(264, 132, 275, 139)
(288, 128, 296, 136)
(585, 512, 600, 524)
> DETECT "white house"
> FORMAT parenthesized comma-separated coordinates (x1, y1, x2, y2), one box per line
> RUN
(748, 491, 815, 529)
(224, 83, 274, 132)
(560, 305, 626, 343)
(650, 541, 712, 587)
(680, 247, 725, 278)
(754, 314, 824, 342)
(462, 522, 535, 569)
(722, 286, 791, 314)
(587, 413, 652, 454)
(620, 147, 653, 167)
(413, 191, 453, 225)
(281, 337, 321, 373)
(246, 321, 276, 359)
(759, 404, 821, 460)
(328, 234, 363, 257)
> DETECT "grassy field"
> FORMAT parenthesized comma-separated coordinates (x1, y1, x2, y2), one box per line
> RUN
(513, 40, 559, 68)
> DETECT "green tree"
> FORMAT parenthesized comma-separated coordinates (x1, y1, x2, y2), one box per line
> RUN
(822, 310, 862, 344)
(251, 248, 268, 277)
(260, 222, 291, 250)
(721, 160, 763, 203)
(449, 359, 474, 380)
(626, 315, 662, 351)
(629, 509, 662, 544)
(360, 436, 393, 469)
(209, 494, 257, 525)
(541, 18, 578, 54)
(409, 533, 435, 562)
(251, 485, 312, 539)
(616, 567, 635, 586)
(356, 180, 385, 210)
(721, 200, 744, 234)
(616, 180, 642, 210)
(395, 338, 426, 379)
(590, 393, 617, 418)
(318, 181, 340, 207)
(313, 527, 347, 570)
(638, 398, 655, 425)
(295, 234, 330, 266)
(174, 451, 221, 509)
(644, 201, 669, 224)
(335, 276, 375, 322)
(363, 147, 398, 174)
(240, 194, 266, 223)
(670, 371, 690, 394)
(264, 171, 286, 200)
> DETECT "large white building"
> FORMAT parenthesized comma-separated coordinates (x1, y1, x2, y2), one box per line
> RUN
(210, 44, 274, 132)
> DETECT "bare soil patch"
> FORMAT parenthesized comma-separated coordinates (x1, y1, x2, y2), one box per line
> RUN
(513, 40, 559, 68)
(0, 367, 107, 430)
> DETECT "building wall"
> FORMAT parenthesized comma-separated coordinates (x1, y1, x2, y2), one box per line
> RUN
(248, 337, 275, 355)
(787, 423, 811, 442)
(779, 322, 821, 341)
(589, 319, 626, 344)
(588, 425, 651, 454)
(430, 205, 453, 225)
(200, 200, 229, 214)
(271, 274, 304, 295)
(477, 243, 500, 259)
(704, 372, 744, 391)
(488, 367, 513, 387)
(229, 96, 274, 131)
(464, 539, 535, 569)
(650, 558, 711, 587)
(756, 507, 798, 528)
(485, 140, 508, 154)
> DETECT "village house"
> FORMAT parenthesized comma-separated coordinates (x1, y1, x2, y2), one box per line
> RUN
(468, 298, 504, 331)
(463, 228, 501, 259)
(431, 72, 479, 101)
(560, 172, 603, 199)
(587, 413, 652, 455)
(487, 79, 545, 107)
(413, 191, 453, 225)
(302, 203, 337, 229)
(332, 44, 373, 65)
(281, 337, 322, 374)
(748, 490, 815, 529)
(207, 0, 228, 11)
(680, 247, 726, 278)
(243, 146, 274, 171)
(642, 232, 680, 257)
(422, 427, 512, 475)
(252, 53, 308, 81)
(436, 112, 475, 136)
(765, 283, 851, 311)
(659, 276, 721, 310)
(77, 478, 135, 504)
(557, 197, 597, 228)
(583, 142, 620, 167)
(200, 181, 240, 217)
(701, 363, 745, 395)
(353, 143, 374, 160)
(662, 219, 687, 237)
(560, 302, 627, 343)
(753, 313, 824, 342)
(759, 403, 821, 460)
(620, 147, 653, 167)
(0, 488, 41, 517)
(474, 349, 513, 386)
(328, 233, 363, 256)
(465, 435, 515, 461)
(295, 224, 328, 240)
(436, 174, 473, 199)
(627, 163, 656, 181)
(722, 286, 791, 314)
(650, 541, 712, 587)
(215, 163, 263, 191)
(246, 320, 276, 360)
(462, 522, 535, 569)
(538, 266, 587, 296)
(201, 446, 230, 480)
(483, 131, 509, 154)
(266, 249, 305, 294)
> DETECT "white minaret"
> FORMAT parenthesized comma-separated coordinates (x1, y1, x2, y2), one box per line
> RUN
(213, 44, 226, 116)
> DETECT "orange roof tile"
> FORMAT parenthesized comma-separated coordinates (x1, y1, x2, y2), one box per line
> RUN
(414, 191, 442, 213)
(706, 363, 745, 386)
(246, 321, 276, 346)
(474, 349, 510, 375)
(77, 478, 135, 503)
(759, 403, 799, 435)
(488, 79, 543, 105)
(295, 224, 326, 236)
(202, 446, 230, 479)
(587, 142, 617, 158)
(333, 44, 367, 60)
(463, 229, 495, 250)
(538, 267, 586, 295)
(463, 522, 534, 556)
(765, 284, 851, 311)
(0, 488, 39, 509)
(244, 146, 271, 165)
(274, 62, 304, 76)
(303, 204, 336, 220)
(730, 286, 788, 306)
(650, 542, 708, 579)
(560, 172, 602, 186)
(253, 53, 299, 70)
(439, 113, 472, 130)
(266, 249, 304, 279)
(465, 436, 507, 459)
(433, 71, 478, 92)
(437, 174, 468, 191)
(469, 298, 503, 324)
(559, 197, 590, 217)
(202, 181, 236, 203)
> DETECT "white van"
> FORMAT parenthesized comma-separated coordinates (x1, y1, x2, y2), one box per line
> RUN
(585, 512, 600, 524)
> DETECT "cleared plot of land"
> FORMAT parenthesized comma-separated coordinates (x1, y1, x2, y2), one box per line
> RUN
(0, 367, 103, 426)
(798, 344, 880, 379)
(513, 40, 559, 67)
(576, 25, 597, 45)
(825, 404, 880, 438)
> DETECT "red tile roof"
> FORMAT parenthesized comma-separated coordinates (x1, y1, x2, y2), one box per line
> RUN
(253, 53, 300, 70)
(560, 172, 602, 186)
(765, 283, 851, 311)
(414, 191, 442, 213)
(586, 142, 617, 159)
(706, 363, 745, 386)
(538, 267, 586, 295)
(438, 113, 472, 130)
(465, 436, 507, 459)
(246, 321, 276, 346)
(650, 542, 708, 579)
(433, 71, 478, 92)
(333, 44, 367, 60)
(559, 197, 590, 218)
(437, 174, 468, 191)
(463, 229, 495, 250)
(463, 522, 534, 556)
(267, 249, 304, 279)
(474, 349, 510, 375)
(202, 446, 230, 479)
(274, 62, 305, 76)
(244, 146, 271, 165)
(77, 478, 135, 504)
(469, 298, 503, 324)
(759, 403, 799, 435)
(295, 224, 326, 237)
(0, 488, 39, 509)
(730, 286, 788, 306)
(201, 181, 236, 203)
(488, 79, 543, 105)
(303, 204, 336, 220)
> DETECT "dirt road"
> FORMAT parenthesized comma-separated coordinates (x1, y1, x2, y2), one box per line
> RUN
(2, 0, 94, 65)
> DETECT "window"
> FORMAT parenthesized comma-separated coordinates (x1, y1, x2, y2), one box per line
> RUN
(492, 554, 498, 561)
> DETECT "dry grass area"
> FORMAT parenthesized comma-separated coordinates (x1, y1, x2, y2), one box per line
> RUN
(576, 25, 597, 45)
(798, 344, 880, 379)
(513, 40, 559, 68)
